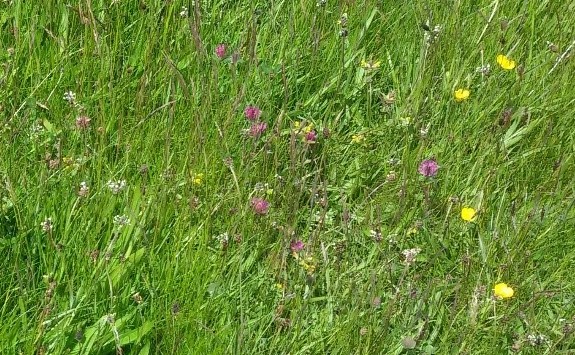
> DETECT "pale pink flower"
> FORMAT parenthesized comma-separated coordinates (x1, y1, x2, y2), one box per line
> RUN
(250, 197, 269, 215)
(418, 159, 439, 177)
(249, 122, 267, 138)
(75, 115, 91, 130)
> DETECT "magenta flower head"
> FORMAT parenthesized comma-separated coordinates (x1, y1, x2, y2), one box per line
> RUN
(215, 43, 226, 59)
(250, 197, 270, 215)
(244, 105, 262, 121)
(418, 159, 439, 177)
(305, 130, 317, 143)
(290, 240, 305, 253)
(249, 122, 267, 138)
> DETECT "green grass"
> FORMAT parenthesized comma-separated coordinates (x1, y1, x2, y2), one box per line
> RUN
(1, 0, 574, 353)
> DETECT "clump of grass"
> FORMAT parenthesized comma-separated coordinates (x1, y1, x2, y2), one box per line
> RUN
(0, 1, 574, 354)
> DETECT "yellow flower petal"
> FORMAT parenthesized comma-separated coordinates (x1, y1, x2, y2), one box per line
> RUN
(497, 54, 516, 70)
(494, 282, 514, 299)
(454, 89, 470, 102)
(461, 207, 477, 222)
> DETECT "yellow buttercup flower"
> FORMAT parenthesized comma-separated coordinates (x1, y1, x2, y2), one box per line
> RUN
(454, 89, 470, 102)
(461, 207, 477, 222)
(493, 283, 514, 299)
(496, 54, 516, 70)
(192, 172, 204, 185)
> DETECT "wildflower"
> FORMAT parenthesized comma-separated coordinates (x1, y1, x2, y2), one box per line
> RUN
(337, 13, 348, 27)
(75, 115, 91, 130)
(250, 197, 270, 215)
(113, 214, 130, 228)
(493, 282, 514, 299)
(496, 54, 516, 70)
(351, 134, 364, 143)
(214, 232, 230, 247)
(248, 122, 267, 138)
(402, 248, 421, 265)
(360, 59, 381, 70)
(526, 333, 548, 346)
(420, 124, 430, 138)
(370, 229, 382, 242)
(305, 130, 317, 143)
(424, 24, 442, 46)
(192, 172, 204, 186)
(41, 218, 53, 233)
(63, 91, 76, 104)
(461, 207, 477, 222)
(132, 292, 143, 304)
(475, 64, 492, 76)
(290, 240, 305, 253)
(244, 105, 261, 121)
(399, 116, 412, 127)
(454, 89, 470, 102)
(179, 6, 188, 17)
(78, 181, 89, 197)
(418, 159, 439, 177)
(298, 255, 316, 274)
(215, 44, 226, 59)
(107, 180, 127, 194)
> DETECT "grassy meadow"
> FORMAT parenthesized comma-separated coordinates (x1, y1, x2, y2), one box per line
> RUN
(1, 0, 575, 353)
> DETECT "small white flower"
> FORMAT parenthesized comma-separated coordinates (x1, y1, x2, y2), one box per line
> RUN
(63, 91, 76, 104)
(475, 64, 492, 76)
(402, 248, 421, 265)
(526, 333, 548, 346)
(107, 180, 127, 194)
(78, 181, 89, 197)
(214, 232, 230, 245)
(41, 218, 53, 233)
(113, 215, 130, 228)
(179, 6, 188, 17)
